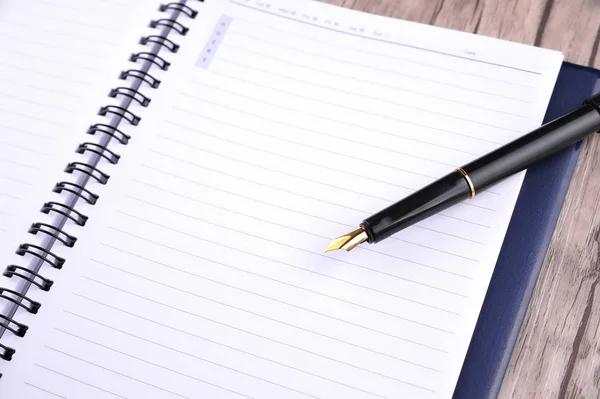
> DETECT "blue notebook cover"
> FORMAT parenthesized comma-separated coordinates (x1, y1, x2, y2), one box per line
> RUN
(453, 61, 600, 399)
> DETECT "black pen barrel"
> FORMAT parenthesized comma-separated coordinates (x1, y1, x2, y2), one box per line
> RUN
(361, 171, 472, 243)
(361, 95, 600, 244)
(466, 103, 600, 191)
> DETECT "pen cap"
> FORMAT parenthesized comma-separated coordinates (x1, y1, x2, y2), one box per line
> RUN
(361, 170, 472, 243)
(465, 102, 600, 191)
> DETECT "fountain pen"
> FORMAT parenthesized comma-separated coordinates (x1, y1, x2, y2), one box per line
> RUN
(326, 92, 600, 253)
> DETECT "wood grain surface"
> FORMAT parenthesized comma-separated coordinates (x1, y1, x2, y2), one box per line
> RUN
(319, 0, 600, 397)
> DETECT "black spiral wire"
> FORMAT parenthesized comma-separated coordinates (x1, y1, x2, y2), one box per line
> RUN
(0, 1, 201, 373)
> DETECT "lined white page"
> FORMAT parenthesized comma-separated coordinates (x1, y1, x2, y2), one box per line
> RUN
(0, 0, 563, 398)
(0, 0, 161, 263)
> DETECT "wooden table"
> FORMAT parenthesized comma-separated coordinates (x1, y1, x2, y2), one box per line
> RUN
(320, 1, 600, 397)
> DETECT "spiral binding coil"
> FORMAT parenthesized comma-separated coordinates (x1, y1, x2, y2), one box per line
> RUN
(28, 222, 78, 248)
(53, 182, 99, 205)
(119, 70, 161, 90)
(3, 266, 53, 292)
(0, 1, 201, 374)
(87, 123, 132, 145)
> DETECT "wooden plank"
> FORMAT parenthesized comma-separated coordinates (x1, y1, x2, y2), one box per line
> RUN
(319, 1, 600, 397)
(500, 135, 600, 398)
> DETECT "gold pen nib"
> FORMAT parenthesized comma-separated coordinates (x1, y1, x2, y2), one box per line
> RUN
(325, 227, 368, 253)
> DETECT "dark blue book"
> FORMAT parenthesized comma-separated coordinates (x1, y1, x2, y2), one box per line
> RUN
(453, 62, 600, 399)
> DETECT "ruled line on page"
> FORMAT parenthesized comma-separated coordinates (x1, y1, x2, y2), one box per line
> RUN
(155, 134, 417, 196)
(54, 329, 286, 399)
(135, 168, 489, 239)
(0, 48, 101, 73)
(230, 19, 536, 89)
(161, 119, 445, 183)
(160, 122, 437, 184)
(0, 139, 52, 156)
(24, 12, 120, 33)
(145, 148, 494, 225)
(133, 172, 372, 228)
(0, 76, 87, 99)
(115, 203, 473, 282)
(209, 69, 520, 133)
(0, 157, 43, 170)
(139, 164, 491, 232)
(90, 255, 454, 339)
(160, 120, 502, 198)
(55, 327, 318, 399)
(0, 32, 104, 65)
(180, 66, 504, 199)
(171, 95, 493, 186)
(43, 346, 190, 399)
(132, 178, 485, 247)
(145, 152, 375, 214)
(229, 0, 541, 75)
(213, 58, 528, 121)
(159, 128, 496, 221)
(23, 382, 68, 399)
(127, 181, 482, 260)
(63, 310, 387, 398)
(110, 217, 468, 297)
(71, 291, 437, 393)
(220, 36, 530, 105)
(86, 265, 443, 372)
(0, 123, 64, 141)
(100, 241, 461, 322)
(0, 174, 33, 186)
(0, 61, 91, 85)
(173, 95, 482, 157)
(71, 0, 130, 7)
(0, 109, 68, 128)
(184, 81, 506, 145)
(220, 42, 530, 104)
(32, 0, 128, 12)
(129, 183, 479, 267)
(123, 190, 357, 240)
(33, 364, 127, 399)
(0, 92, 77, 113)
(0, 33, 107, 60)
(166, 109, 455, 170)
(217, 53, 529, 118)
(106, 225, 467, 314)
(102, 224, 465, 316)
(101, 241, 463, 331)
(7, 21, 116, 46)
(0, 192, 24, 201)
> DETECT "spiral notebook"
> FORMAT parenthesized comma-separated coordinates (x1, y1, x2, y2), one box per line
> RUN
(0, 0, 570, 398)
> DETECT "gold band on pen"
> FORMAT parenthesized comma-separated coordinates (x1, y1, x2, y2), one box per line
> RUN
(456, 168, 475, 199)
